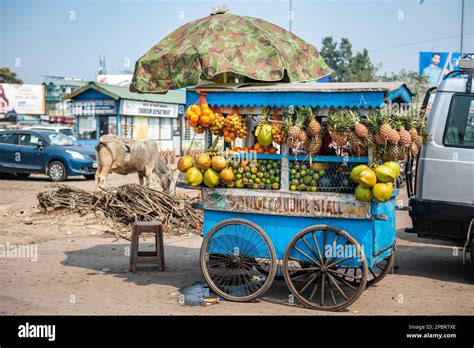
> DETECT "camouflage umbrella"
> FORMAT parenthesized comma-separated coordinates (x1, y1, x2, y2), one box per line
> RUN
(130, 8, 331, 93)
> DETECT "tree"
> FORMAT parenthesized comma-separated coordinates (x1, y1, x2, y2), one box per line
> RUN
(346, 49, 377, 82)
(0, 68, 22, 84)
(320, 37, 376, 82)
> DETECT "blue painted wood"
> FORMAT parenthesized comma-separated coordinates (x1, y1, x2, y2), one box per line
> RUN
(387, 85, 413, 105)
(203, 192, 397, 267)
(187, 91, 385, 109)
(288, 155, 369, 163)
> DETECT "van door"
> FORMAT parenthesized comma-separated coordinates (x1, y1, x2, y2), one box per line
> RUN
(418, 93, 474, 204)
(0, 133, 19, 172)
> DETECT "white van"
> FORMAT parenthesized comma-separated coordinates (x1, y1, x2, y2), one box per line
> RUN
(408, 54, 474, 259)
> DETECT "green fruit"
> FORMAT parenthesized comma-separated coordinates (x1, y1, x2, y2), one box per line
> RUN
(274, 177, 280, 183)
(272, 183, 280, 190)
(236, 174, 242, 180)
(203, 168, 220, 188)
(248, 179, 254, 185)
(355, 184, 373, 202)
(252, 183, 260, 190)
(290, 185, 297, 191)
(358, 168, 377, 188)
(291, 179, 299, 185)
(318, 170, 326, 176)
(375, 165, 396, 183)
(301, 164, 308, 170)
(251, 174, 256, 180)
(311, 186, 317, 192)
(295, 172, 301, 179)
(350, 164, 369, 184)
(303, 175, 312, 185)
(227, 181, 235, 188)
(238, 167, 244, 174)
(255, 178, 261, 184)
(185, 167, 203, 187)
(257, 124, 273, 147)
(372, 183, 393, 202)
(301, 170, 307, 177)
(312, 173, 320, 180)
(242, 178, 248, 185)
(383, 161, 400, 178)
(251, 166, 258, 174)
(244, 166, 250, 172)
(290, 169, 296, 175)
(235, 179, 244, 188)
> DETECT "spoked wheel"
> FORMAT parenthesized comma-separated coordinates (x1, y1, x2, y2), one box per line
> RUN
(283, 225, 368, 311)
(343, 252, 394, 286)
(200, 219, 277, 302)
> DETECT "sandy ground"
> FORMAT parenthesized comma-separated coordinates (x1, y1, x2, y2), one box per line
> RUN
(0, 171, 473, 315)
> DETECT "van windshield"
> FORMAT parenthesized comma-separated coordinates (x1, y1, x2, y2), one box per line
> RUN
(47, 133, 76, 146)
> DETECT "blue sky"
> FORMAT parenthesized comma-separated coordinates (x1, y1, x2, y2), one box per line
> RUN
(1, 0, 473, 83)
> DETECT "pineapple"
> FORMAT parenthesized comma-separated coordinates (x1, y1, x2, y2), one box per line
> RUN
(379, 112, 394, 142)
(285, 109, 307, 150)
(307, 135, 323, 155)
(382, 144, 401, 162)
(387, 128, 400, 145)
(396, 116, 412, 147)
(366, 113, 386, 146)
(327, 110, 352, 147)
(305, 107, 321, 138)
(362, 131, 375, 147)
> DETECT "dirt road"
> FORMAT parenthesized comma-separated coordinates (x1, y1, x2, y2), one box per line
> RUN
(0, 172, 473, 315)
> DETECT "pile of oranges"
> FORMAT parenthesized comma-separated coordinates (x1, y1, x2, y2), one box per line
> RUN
(232, 143, 278, 154)
(186, 104, 215, 129)
(223, 113, 247, 143)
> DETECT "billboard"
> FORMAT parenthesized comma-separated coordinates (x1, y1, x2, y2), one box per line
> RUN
(96, 74, 132, 86)
(419, 52, 461, 87)
(0, 84, 45, 115)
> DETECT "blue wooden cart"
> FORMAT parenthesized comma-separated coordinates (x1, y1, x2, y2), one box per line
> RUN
(186, 82, 412, 311)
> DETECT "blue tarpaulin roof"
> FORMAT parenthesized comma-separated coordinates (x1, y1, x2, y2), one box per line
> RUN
(186, 82, 413, 109)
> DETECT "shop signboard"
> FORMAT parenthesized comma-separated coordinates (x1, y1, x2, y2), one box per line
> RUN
(69, 99, 116, 116)
(120, 99, 178, 118)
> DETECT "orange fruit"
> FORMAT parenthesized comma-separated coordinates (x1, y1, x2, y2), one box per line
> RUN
(189, 120, 198, 127)
(200, 115, 210, 124)
(269, 148, 277, 154)
(224, 136, 231, 143)
(189, 113, 199, 123)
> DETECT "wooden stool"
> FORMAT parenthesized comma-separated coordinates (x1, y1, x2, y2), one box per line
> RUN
(129, 221, 165, 272)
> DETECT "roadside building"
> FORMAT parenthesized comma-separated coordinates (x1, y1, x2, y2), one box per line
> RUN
(43, 78, 87, 125)
(65, 82, 187, 152)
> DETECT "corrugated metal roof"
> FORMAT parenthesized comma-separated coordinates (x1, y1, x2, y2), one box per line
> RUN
(188, 81, 411, 93)
(65, 82, 185, 104)
(46, 79, 88, 87)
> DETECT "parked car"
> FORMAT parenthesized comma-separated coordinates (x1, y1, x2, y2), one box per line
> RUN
(0, 129, 97, 181)
(26, 126, 76, 141)
(407, 54, 474, 261)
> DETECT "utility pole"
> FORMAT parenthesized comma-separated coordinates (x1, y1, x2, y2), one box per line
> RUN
(289, 0, 293, 33)
(460, 0, 464, 54)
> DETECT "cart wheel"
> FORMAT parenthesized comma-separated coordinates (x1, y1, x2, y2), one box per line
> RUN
(200, 219, 277, 302)
(345, 253, 394, 286)
(283, 225, 368, 311)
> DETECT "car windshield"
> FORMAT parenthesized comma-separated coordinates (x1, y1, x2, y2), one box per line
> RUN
(46, 132, 76, 146)
(59, 129, 74, 136)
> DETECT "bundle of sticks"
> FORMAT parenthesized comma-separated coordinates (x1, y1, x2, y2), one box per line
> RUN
(37, 184, 202, 234)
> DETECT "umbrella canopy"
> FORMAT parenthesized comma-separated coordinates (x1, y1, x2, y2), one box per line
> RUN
(130, 9, 331, 93)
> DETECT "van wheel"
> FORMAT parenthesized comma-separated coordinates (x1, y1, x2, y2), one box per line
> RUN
(14, 173, 31, 178)
(48, 161, 67, 182)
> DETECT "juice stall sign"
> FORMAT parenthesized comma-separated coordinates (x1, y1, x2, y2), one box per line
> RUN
(202, 189, 370, 220)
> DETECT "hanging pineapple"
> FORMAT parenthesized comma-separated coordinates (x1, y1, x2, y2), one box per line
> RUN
(306, 107, 321, 138)
(285, 108, 308, 150)
(327, 110, 351, 148)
